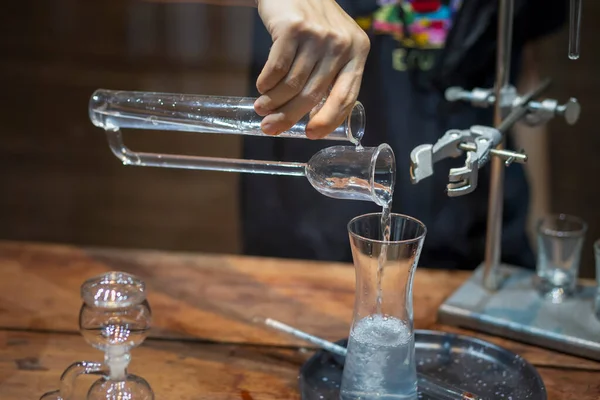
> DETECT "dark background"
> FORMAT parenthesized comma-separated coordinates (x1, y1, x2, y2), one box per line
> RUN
(0, 1, 598, 278)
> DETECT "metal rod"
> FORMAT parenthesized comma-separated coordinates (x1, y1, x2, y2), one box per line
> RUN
(483, 0, 515, 290)
(517, 78, 552, 105)
(458, 143, 527, 164)
(497, 78, 552, 133)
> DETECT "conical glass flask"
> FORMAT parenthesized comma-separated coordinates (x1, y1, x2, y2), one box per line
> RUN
(88, 89, 395, 207)
(40, 272, 154, 400)
(341, 213, 427, 400)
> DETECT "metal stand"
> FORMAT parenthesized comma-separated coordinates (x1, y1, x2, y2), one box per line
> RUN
(410, 0, 593, 359)
(438, 264, 600, 361)
(483, 0, 514, 290)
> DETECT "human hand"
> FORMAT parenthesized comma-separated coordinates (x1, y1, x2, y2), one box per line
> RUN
(254, 0, 370, 139)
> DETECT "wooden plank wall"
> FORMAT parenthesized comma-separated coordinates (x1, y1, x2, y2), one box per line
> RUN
(537, 1, 600, 278)
(0, 1, 598, 277)
(0, 1, 253, 254)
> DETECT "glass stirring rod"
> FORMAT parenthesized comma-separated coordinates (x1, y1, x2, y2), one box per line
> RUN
(569, 0, 582, 59)
(254, 316, 482, 400)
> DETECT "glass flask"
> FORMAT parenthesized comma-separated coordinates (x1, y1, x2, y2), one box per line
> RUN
(88, 90, 395, 207)
(40, 272, 154, 400)
(341, 213, 427, 400)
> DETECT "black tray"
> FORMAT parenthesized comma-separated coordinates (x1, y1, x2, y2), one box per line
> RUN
(299, 330, 546, 400)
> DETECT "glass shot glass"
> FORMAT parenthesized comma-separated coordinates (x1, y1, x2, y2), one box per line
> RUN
(534, 214, 587, 303)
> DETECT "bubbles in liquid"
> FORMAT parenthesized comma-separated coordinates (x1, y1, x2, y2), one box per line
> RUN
(341, 315, 417, 400)
(351, 315, 411, 346)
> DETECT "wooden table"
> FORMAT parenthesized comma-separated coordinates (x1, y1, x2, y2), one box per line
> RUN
(0, 241, 598, 399)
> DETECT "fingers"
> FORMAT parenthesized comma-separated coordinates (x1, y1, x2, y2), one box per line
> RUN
(260, 55, 342, 135)
(255, 32, 299, 96)
(306, 32, 369, 139)
(254, 40, 320, 118)
(254, 0, 370, 138)
(305, 62, 362, 139)
(258, 30, 355, 136)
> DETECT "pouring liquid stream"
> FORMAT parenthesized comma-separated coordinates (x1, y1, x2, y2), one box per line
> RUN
(351, 138, 390, 314)
(342, 198, 421, 400)
(94, 92, 408, 398)
(353, 138, 390, 315)
(377, 203, 391, 314)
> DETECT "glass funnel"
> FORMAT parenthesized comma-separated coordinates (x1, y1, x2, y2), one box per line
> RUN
(88, 89, 395, 207)
(40, 272, 154, 400)
(341, 213, 427, 400)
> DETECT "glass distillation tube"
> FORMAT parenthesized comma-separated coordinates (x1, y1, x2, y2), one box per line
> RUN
(569, 0, 582, 59)
(40, 272, 154, 400)
(89, 89, 395, 207)
(90, 89, 365, 143)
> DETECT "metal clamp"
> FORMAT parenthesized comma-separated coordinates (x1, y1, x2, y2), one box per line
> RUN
(410, 126, 514, 196)
(445, 86, 518, 110)
(524, 97, 581, 126)
(445, 87, 495, 108)
(446, 82, 581, 127)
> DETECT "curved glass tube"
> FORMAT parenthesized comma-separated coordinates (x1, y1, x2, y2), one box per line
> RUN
(40, 362, 106, 400)
(106, 128, 394, 206)
(90, 89, 365, 144)
(106, 129, 306, 176)
(89, 89, 395, 206)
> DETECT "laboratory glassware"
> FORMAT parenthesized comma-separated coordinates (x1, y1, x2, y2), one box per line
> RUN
(89, 89, 395, 207)
(535, 214, 587, 303)
(40, 272, 154, 400)
(340, 213, 426, 400)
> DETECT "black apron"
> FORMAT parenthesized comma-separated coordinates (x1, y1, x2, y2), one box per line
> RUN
(240, 0, 565, 270)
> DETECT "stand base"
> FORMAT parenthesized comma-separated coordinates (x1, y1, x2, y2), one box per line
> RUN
(438, 264, 600, 361)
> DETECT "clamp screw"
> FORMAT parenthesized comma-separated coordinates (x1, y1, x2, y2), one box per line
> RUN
(556, 98, 581, 125)
(458, 143, 527, 165)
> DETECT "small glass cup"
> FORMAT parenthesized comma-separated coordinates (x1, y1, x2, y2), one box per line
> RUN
(594, 239, 600, 320)
(534, 214, 587, 302)
(340, 213, 426, 400)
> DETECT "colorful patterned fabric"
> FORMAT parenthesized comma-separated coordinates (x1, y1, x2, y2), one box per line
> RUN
(356, 0, 462, 49)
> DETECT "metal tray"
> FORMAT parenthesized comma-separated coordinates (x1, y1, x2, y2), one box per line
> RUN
(299, 330, 546, 400)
